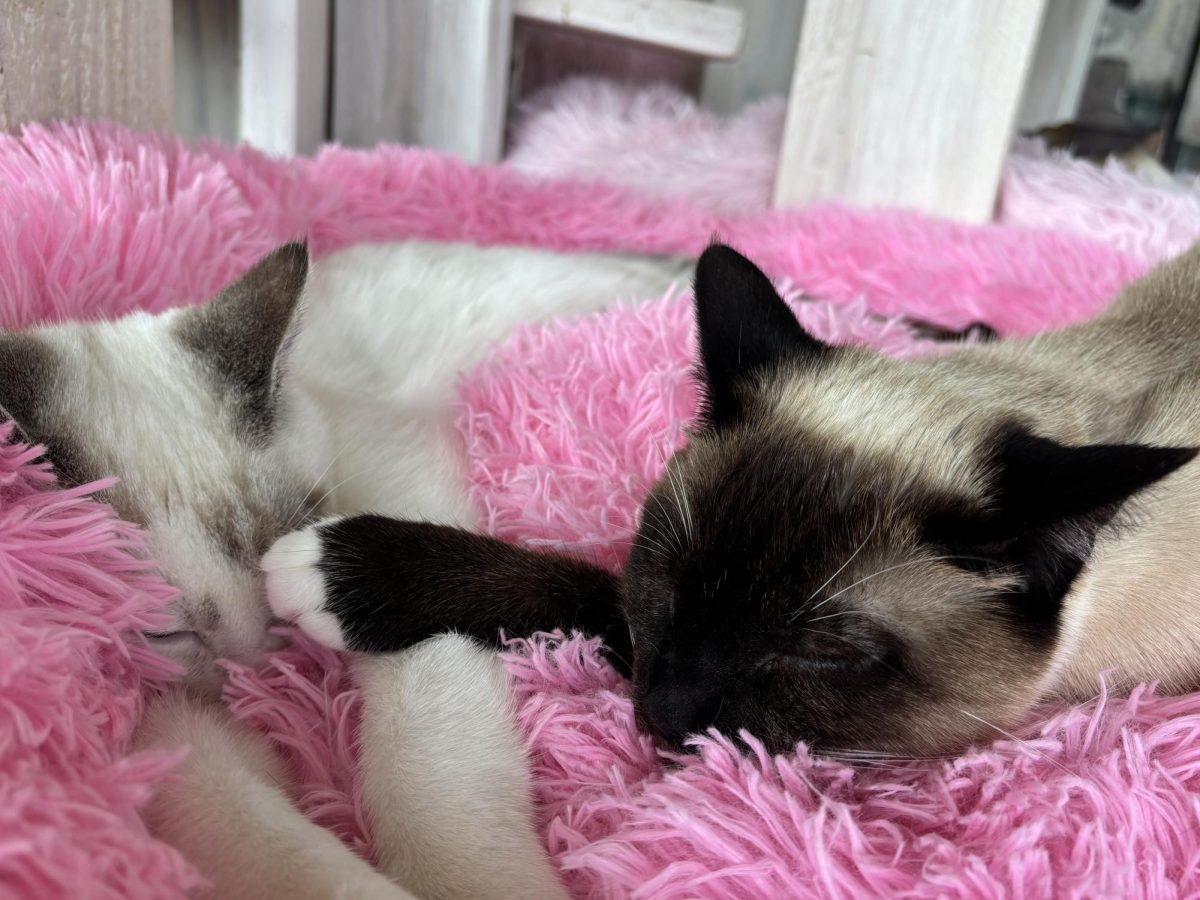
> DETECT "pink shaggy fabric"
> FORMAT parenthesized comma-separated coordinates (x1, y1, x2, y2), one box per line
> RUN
(0, 422, 199, 899)
(508, 78, 1200, 267)
(0, 93, 1196, 897)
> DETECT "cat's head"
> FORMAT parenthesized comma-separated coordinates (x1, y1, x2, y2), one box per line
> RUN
(0, 244, 327, 693)
(624, 244, 1195, 756)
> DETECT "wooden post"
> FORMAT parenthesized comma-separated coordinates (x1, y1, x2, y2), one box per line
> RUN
(772, 0, 1046, 222)
(0, 0, 173, 132)
(1017, 0, 1106, 132)
(332, 0, 514, 163)
(239, 0, 330, 156)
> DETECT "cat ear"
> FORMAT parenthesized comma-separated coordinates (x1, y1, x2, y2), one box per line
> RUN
(0, 333, 93, 483)
(175, 242, 309, 441)
(692, 243, 829, 427)
(987, 430, 1196, 535)
(932, 428, 1197, 636)
(0, 332, 53, 442)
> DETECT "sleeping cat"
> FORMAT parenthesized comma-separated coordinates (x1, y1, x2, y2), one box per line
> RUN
(267, 241, 1200, 758)
(0, 239, 691, 899)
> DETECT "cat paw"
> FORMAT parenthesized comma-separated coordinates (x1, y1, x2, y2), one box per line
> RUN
(261, 521, 348, 651)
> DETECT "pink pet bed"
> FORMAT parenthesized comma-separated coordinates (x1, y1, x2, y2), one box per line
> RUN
(2, 94, 1199, 898)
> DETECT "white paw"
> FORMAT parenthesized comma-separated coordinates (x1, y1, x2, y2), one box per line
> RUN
(261, 524, 348, 651)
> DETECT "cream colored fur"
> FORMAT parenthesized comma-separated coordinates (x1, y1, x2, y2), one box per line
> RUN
(136, 693, 418, 900)
(129, 241, 686, 898)
(770, 240, 1200, 707)
(353, 640, 568, 900)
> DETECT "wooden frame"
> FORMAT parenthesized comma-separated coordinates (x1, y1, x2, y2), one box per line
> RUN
(0, 0, 172, 133)
(239, 0, 330, 156)
(514, 0, 746, 60)
(332, 0, 514, 163)
(773, 0, 1047, 222)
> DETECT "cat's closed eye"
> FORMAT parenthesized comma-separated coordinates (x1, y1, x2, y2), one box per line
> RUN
(757, 639, 871, 674)
(773, 619, 905, 672)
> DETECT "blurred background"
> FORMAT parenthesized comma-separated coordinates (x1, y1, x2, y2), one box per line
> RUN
(5, 0, 1200, 223)
(176, 0, 1200, 172)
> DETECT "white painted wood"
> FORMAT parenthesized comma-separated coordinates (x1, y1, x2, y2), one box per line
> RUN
(772, 0, 1046, 223)
(1017, 0, 1106, 131)
(515, 0, 745, 60)
(0, 0, 172, 131)
(239, 0, 329, 156)
(333, 0, 513, 163)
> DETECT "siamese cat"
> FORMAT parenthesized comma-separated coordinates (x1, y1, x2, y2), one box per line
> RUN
(266, 241, 1200, 759)
(0, 239, 692, 899)
(1032, 123, 1174, 186)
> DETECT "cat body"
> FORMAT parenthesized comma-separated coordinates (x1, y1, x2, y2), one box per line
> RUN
(948, 254, 1200, 701)
(271, 242, 1200, 759)
(0, 239, 690, 898)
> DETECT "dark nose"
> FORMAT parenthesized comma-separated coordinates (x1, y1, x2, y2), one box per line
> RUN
(640, 675, 724, 748)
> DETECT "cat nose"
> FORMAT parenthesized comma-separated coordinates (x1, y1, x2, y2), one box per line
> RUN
(640, 675, 724, 748)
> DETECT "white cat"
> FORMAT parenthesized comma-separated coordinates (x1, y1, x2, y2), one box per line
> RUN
(0, 240, 688, 899)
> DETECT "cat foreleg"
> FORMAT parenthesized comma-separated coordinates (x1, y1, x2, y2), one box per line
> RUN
(135, 691, 417, 900)
(353, 637, 569, 900)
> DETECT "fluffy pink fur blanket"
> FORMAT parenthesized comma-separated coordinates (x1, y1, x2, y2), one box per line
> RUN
(2, 84, 1200, 897)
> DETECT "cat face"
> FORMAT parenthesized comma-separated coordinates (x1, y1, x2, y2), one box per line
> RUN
(623, 245, 1195, 755)
(0, 245, 325, 693)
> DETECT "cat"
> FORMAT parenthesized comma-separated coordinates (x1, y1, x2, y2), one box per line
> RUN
(266, 240, 1200, 760)
(0, 239, 691, 898)
(1032, 122, 1174, 186)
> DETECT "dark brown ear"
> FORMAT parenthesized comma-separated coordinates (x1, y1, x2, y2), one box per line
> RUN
(985, 430, 1196, 535)
(0, 332, 92, 484)
(175, 242, 309, 441)
(692, 243, 830, 428)
(0, 331, 55, 442)
(929, 427, 1197, 639)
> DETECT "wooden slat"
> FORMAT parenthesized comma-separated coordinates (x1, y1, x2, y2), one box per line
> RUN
(0, 0, 172, 132)
(332, 0, 513, 163)
(515, 0, 745, 60)
(239, 0, 330, 156)
(173, 0, 239, 143)
(772, 0, 1045, 223)
(1017, 0, 1106, 132)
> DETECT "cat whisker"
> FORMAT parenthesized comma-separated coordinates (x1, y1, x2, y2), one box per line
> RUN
(802, 554, 990, 618)
(806, 514, 880, 604)
(294, 469, 372, 531)
(655, 442, 693, 550)
(666, 463, 695, 548)
(822, 748, 958, 763)
(282, 439, 355, 533)
(804, 608, 892, 626)
(648, 492, 686, 555)
(634, 531, 675, 565)
(958, 709, 1075, 777)
(633, 523, 677, 558)
(819, 756, 914, 771)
